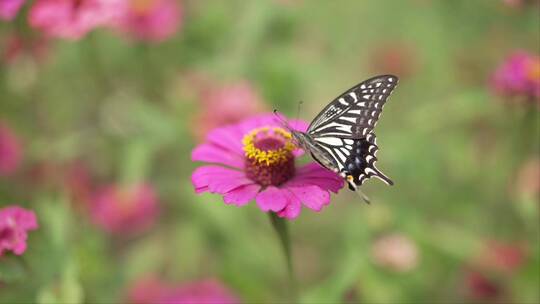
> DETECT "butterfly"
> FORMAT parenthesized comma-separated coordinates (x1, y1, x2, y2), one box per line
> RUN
(275, 75, 398, 203)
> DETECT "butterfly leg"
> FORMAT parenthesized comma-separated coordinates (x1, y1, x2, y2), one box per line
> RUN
(346, 175, 370, 204)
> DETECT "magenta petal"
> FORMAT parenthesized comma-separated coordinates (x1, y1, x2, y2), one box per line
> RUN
(192, 166, 253, 194)
(255, 186, 289, 212)
(290, 163, 344, 193)
(238, 115, 279, 135)
(288, 119, 309, 132)
(288, 185, 330, 212)
(192, 143, 244, 168)
(223, 184, 260, 206)
(206, 125, 245, 155)
(276, 193, 302, 219)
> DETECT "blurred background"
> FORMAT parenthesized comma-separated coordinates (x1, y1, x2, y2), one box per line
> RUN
(0, 0, 539, 303)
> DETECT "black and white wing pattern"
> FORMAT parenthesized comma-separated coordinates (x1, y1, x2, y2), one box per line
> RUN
(306, 75, 397, 189)
(342, 132, 393, 189)
(307, 75, 398, 139)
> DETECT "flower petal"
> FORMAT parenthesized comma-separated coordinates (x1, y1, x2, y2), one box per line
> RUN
(206, 125, 245, 155)
(223, 184, 260, 206)
(237, 115, 280, 135)
(288, 185, 330, 212)
(192, 166, 252, 194)
(191, 143, 244, 168)
(255, 186, 289, 212)
(289, 163, 344, 193)
(276, 192, 302, 219)
(288, 119, 309, 133)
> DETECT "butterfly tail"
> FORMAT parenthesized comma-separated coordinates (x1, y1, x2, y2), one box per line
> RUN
(373, 166, 394, 186)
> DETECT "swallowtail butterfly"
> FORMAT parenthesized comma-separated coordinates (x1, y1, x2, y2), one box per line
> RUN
(276, 75, 398, 203)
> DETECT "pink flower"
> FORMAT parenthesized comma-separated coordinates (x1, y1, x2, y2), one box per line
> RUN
(114, 0, 181, 43)
(127, 277, 240, 304)
(63, 161, 95, 205)
(0, 122, 22, 176)
(0, 0, 25, 20)
(502, 0, 540, 8)
(1, 33, 49, 65)
(464, 271, 501, 301)
(28, 0, 124, 40)
(0, 206, 38, 256)
(191, 114, 343, 220)
(491, 50, 540, 102)
(473, 240, 527, 274)
(369, 42, 418, 79)
(515, 158, 540, 197)
(90, 183, 158, 234)
(370, 233, 419, 272)
(192, 80, 267, 140)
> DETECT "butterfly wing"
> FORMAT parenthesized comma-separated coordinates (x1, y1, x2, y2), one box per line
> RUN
(306, 132, 393, 187)
(306, 75, 398, 188)
(307, 75, 398, 139)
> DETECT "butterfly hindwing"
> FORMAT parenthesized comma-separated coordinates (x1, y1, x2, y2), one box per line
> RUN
(343, 133, 393, 189)
(307, 75, 398, 139)
(308, 133, 393, 188)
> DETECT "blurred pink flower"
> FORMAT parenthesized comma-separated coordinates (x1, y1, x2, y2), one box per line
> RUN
(491, 50, 540, 103)
(193, 81, 267, 141)
(0, 122, 22, 176)
(0, 206, 38, 256)
(90, 183, 158, 234)
(0, 0, 25, 20)
(1, 34, 49, 65)
(465, 271, 501, 301)
(502, 0, 540, 8)
(128, 277, 240, 304)
(369, 42, 418, 79)
(515, 158, 540, 197)
(474, 240, 527, 274)
(64, 161, 95, 205)
(28, 0, 124, 40)
(370, 233, 419, 272)
(114, 0, 181, 43)
(191, 114, 343, 220)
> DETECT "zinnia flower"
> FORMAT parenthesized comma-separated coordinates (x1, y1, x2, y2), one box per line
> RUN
(192, 80, 267, 140)
(127, 277, 240, 304)
(491, 50, 540, 103)
(90, 183, 158, 234)
(0, 205, 38, 256)
(0, 0, 25, 20)
(474, 240, 527, 274)
(28, 0, 124, 40)
(464, 270, 501, 301)
(0, 121, 22, 176)
(191, 114, 343, 220)
(113, 0, 181, 43)
(370, 233, 419, 272)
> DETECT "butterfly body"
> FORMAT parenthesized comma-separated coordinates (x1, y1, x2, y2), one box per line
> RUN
(283, 75, 398, 197)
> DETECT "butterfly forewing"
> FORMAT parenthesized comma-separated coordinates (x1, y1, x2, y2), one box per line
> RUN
(307, 75, 398, 139)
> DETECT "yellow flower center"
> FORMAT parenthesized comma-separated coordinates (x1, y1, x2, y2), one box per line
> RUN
(242, 126, 296, 187)
(526, 59, 540, 83)
(242, 127, 296, 166)
(131, 0, 157, 14)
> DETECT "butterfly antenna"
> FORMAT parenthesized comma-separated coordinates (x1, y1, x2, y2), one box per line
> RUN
(273, 109, 294, 132)
(295, 101, 303, 122)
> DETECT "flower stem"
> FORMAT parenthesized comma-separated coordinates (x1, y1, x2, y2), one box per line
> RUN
(268, 212, 297, 301)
